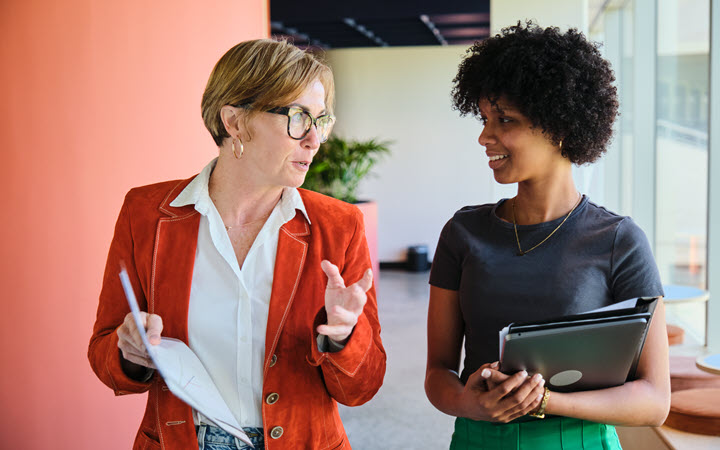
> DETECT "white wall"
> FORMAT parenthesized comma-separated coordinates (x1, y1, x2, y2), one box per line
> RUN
(326, 2, 594, 262)
(326, 46, 496, 262)
(490, 0, 588, 33)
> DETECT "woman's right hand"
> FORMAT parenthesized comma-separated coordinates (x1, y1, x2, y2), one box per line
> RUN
(117, 312, 163, 374)
(460, 364, 545, 423)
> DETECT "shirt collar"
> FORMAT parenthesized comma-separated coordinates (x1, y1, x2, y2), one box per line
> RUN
(170, 158, 310, 224)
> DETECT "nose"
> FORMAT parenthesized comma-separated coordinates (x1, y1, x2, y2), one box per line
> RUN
(478, 123, 495, 147)
(302, 124, 321, 150)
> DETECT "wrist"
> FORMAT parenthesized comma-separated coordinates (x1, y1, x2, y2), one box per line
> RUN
(528, 387, 550, 419)
(119, 350, 153, 381)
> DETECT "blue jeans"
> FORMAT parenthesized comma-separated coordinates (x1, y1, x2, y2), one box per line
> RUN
(196, 424, 265, 450)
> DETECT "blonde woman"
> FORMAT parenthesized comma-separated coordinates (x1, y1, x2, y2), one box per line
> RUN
(89, 39, 386, 450)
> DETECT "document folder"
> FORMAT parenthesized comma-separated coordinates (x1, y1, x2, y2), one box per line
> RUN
(499, 297, 658, 392)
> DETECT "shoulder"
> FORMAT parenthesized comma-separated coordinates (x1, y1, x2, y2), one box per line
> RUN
(123, 178, 194, 212)
(432, 202, 500, 249)
(443, 202, 498, 231)
(578, 199, 634, 234)
(583, 200, 644, 233)
(455, 202, 497, 216)
(580, 200, 650, 249)
(298, 188, 364, 225)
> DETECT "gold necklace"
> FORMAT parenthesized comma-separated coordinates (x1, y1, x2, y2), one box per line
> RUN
(512, 194, 582, 256)
(224, 212, 272, 231)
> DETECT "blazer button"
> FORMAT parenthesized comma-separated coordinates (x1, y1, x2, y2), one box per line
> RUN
(266, 392, 279, 405)
(270, 426, 284, 439)
(269, 354, 277, 367)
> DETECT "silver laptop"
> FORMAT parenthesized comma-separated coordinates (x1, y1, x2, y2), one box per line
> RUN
(500, 314, 651, 392)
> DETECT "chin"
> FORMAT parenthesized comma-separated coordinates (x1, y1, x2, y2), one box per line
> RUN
(493, 174, 515, 184)
(286, 177, 306, 189)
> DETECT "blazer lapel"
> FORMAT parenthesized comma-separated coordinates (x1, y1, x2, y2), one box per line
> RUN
(150, 179, 200, 344)
(264, 212, 310, 373)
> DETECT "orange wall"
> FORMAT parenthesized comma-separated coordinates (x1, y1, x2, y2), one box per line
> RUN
(0, 1, 267, 448)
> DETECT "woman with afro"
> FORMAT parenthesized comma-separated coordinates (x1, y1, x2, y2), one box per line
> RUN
(425, 22, 670, 449)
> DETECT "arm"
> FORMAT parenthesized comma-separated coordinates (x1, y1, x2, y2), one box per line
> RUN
(425, 286, 545, 422)
(88, 195, 157, 394)
(543, 299, 671, 426)
(306, 209, 386, 406)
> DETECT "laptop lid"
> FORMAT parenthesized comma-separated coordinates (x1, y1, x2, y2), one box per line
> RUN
(500, 317, 648, 392)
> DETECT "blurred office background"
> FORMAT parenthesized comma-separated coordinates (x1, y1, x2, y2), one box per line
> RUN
(1, 0, 718, 448)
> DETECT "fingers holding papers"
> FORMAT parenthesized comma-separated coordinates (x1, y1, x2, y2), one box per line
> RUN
(117, 311, 163, 369)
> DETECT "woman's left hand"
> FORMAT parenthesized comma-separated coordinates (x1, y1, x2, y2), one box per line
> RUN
(317, 260, 373, 344)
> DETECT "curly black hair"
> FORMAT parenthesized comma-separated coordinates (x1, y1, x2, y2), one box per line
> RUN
(452, 21, 619, 165)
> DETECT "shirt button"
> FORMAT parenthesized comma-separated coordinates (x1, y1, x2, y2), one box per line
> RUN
(270, 426, 284, 439)
(269, 354, 277, 367)
(266, 392, 279, 405)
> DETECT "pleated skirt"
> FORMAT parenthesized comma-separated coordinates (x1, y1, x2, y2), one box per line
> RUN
(449, 416, 622, 450)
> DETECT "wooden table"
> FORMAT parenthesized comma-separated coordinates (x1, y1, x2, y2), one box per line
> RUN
(663, 284, 710, 304)
(696, 353, 720, 375)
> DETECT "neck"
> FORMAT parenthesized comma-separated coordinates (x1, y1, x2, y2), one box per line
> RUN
(513, 171, 579, 225)
(209, 154, 283, 227)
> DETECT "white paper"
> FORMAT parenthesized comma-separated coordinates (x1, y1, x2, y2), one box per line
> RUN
(499, 326, 510, 361)
(119, 268, 253, 447)
(584, 298, 638, 314)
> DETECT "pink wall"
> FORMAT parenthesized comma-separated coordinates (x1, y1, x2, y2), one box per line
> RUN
(0, 1, 267, 448)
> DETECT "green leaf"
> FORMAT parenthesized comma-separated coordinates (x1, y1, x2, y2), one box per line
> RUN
(300, 135, 391, 203)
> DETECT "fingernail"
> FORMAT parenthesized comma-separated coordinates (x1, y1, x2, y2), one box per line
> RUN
(533, 373, 542, 381)
(491, 361, 499, 368)
(481, 369, 491, 378)
(521, 370, 528, 378)
(537, 393, 543, 401)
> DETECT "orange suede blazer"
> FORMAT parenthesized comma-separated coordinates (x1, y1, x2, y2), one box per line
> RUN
(88, 177, 386, 450)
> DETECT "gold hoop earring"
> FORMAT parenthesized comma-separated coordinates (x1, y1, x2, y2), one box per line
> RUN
(231, 137, 244, 159)
(559, 140, 564, 150)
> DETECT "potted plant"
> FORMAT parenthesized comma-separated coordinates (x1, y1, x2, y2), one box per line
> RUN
(302, 135, 391, 279)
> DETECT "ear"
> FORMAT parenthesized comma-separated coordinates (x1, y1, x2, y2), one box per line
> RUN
(220, 105, 245, 139)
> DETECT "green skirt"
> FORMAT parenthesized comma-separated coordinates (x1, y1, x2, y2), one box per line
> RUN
(450, 417, 622, 450)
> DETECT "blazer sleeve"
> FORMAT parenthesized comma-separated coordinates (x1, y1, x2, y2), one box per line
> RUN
(306, 208, 387, 406)
(88, 194, 153, 395)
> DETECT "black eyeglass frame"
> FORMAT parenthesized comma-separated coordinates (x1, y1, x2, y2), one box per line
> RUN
(234, 103, 336, 142)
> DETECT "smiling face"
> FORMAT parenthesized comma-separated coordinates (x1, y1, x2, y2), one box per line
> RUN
(241, 80, 327, 189)
(478, 98, 568, 185)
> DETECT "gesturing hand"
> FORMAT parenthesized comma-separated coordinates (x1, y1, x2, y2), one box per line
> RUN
(317, 260, 373, 344)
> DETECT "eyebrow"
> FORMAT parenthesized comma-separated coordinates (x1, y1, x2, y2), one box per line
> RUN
(289, 103, 328, 115)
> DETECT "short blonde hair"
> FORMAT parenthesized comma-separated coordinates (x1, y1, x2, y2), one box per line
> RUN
(202, 39, 335, 146)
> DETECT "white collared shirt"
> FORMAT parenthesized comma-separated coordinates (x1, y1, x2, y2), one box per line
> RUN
(170, 158, 309, 427)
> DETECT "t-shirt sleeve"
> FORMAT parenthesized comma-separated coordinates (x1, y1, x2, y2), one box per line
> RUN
(610, 217, 665, 301)
(429, 218, 462, 290)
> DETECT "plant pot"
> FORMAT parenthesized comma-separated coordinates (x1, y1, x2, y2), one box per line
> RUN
(355, 200, 379, 284)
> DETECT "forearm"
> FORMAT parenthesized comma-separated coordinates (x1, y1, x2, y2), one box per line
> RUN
(310, 311, 386, 406)
(425, 367, 469, 418)
(546, 378, 670, 426)
(88, 329, 152, 394)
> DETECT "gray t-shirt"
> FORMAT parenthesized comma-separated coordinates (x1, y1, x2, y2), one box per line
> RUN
(429, 196, 664, 383)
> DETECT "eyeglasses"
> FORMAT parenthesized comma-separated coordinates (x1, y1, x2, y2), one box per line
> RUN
(235, 103, 335, 143)
(267, 106, 335, 143)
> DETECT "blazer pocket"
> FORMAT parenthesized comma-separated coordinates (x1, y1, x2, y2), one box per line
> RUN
(137, 430, 161, 449)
